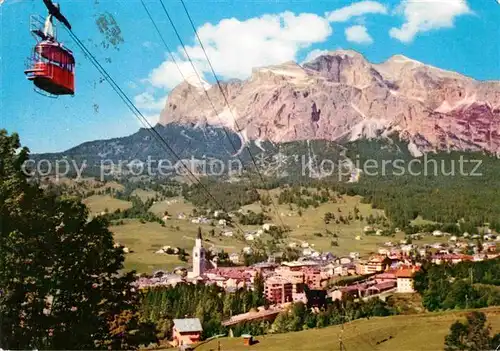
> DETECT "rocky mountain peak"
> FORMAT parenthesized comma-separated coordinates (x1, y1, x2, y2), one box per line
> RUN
(159, 51, 500, 154)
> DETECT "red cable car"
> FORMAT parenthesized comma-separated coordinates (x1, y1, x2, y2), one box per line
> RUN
(26, 40, 75, 95)
(24, 0, 74, 96)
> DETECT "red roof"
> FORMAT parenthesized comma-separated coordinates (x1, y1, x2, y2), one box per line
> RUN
(368, 281, 396, 291)
(395, 267, 420, 278)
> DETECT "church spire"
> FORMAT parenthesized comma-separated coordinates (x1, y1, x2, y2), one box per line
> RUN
(188, 226, 206, 278)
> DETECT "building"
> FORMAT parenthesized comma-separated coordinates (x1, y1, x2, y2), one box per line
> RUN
(365, 281, 396, 297)
(275, 267, 305, 294)
(303, 267, 322, 289)
(188, 230, 206, 278)
(395, 267, 420, 293)
(172, 318, 203, 347)
(229, 253, 240, 264)
(323, 263, 344, 277)
(431, 254, 473, 265)
(355, 256, 387, 275)
(264, 276, 293, 304)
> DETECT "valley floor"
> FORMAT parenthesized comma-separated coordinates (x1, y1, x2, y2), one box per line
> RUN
(196, 307, 500, 351)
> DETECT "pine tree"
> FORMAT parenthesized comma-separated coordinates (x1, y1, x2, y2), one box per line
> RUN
(0, 130, 156, 349)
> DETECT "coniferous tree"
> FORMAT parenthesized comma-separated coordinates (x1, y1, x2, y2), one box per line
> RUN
(0, 130, 156, 349)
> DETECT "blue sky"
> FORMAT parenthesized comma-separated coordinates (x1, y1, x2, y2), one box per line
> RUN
(1, 0, 499, 153)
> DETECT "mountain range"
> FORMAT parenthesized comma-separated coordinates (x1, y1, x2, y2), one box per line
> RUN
(160, 50, 500, 156)
(33, 50, 500, 178)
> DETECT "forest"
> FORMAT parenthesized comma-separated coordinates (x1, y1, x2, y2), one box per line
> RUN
(182, 181, 261, 211)
(414, 258, 500, 311)
(139, 276, 266, 339)
(138, 282, 396, 340)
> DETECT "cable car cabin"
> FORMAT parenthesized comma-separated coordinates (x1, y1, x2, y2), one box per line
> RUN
(25, 40, 74, 96)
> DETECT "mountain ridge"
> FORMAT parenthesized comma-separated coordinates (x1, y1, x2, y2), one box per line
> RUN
(160, 50, 500, 155)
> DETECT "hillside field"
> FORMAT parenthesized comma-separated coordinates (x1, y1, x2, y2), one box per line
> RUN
(83, 195, 132, 214)
(111, 219, 247, 273)
(197, 307, 500, 351)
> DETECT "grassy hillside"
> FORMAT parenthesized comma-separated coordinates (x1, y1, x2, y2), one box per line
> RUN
(83, 195, 132, 214)
(248, 190, 391, 255)
(111, 219, 247, 273)
(197, 308, 500, 351)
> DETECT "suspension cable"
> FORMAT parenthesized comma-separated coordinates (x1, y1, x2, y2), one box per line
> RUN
(159, 0, 287, 230)
(65, 28, 247, 234)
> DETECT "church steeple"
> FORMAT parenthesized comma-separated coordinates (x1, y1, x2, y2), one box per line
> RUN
(189, 227, 205, 278)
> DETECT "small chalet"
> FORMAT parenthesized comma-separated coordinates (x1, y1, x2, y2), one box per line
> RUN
(172, 318, 203, 347)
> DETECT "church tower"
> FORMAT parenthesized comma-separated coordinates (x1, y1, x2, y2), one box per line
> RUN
(191, 227, 206, 277)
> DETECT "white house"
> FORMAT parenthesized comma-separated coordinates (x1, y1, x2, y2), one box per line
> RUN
(218, 219, 227, 226)
(432, 230, 443, 237)
(229, 253, 240, 264)
(263, 223, 276, 232)
(349, 252, 359, 260)
(396, 268, 418, 293)
(245, 234, 255, 241)
(302, 248, 313, 256)
(339, 257, 352, 265)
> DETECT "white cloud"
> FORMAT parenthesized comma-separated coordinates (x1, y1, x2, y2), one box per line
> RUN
(147, 11, 331, 86)
(345, 25, 373, 44)
(302, 49, 329, 63)
(133, 92, 168, 111)
(148, 59, 205, 90)
(133, 91, 168, 126)
(141, 113, 160, 127)
(326, 1, 388, 22)
(390, 0, 472, 43)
